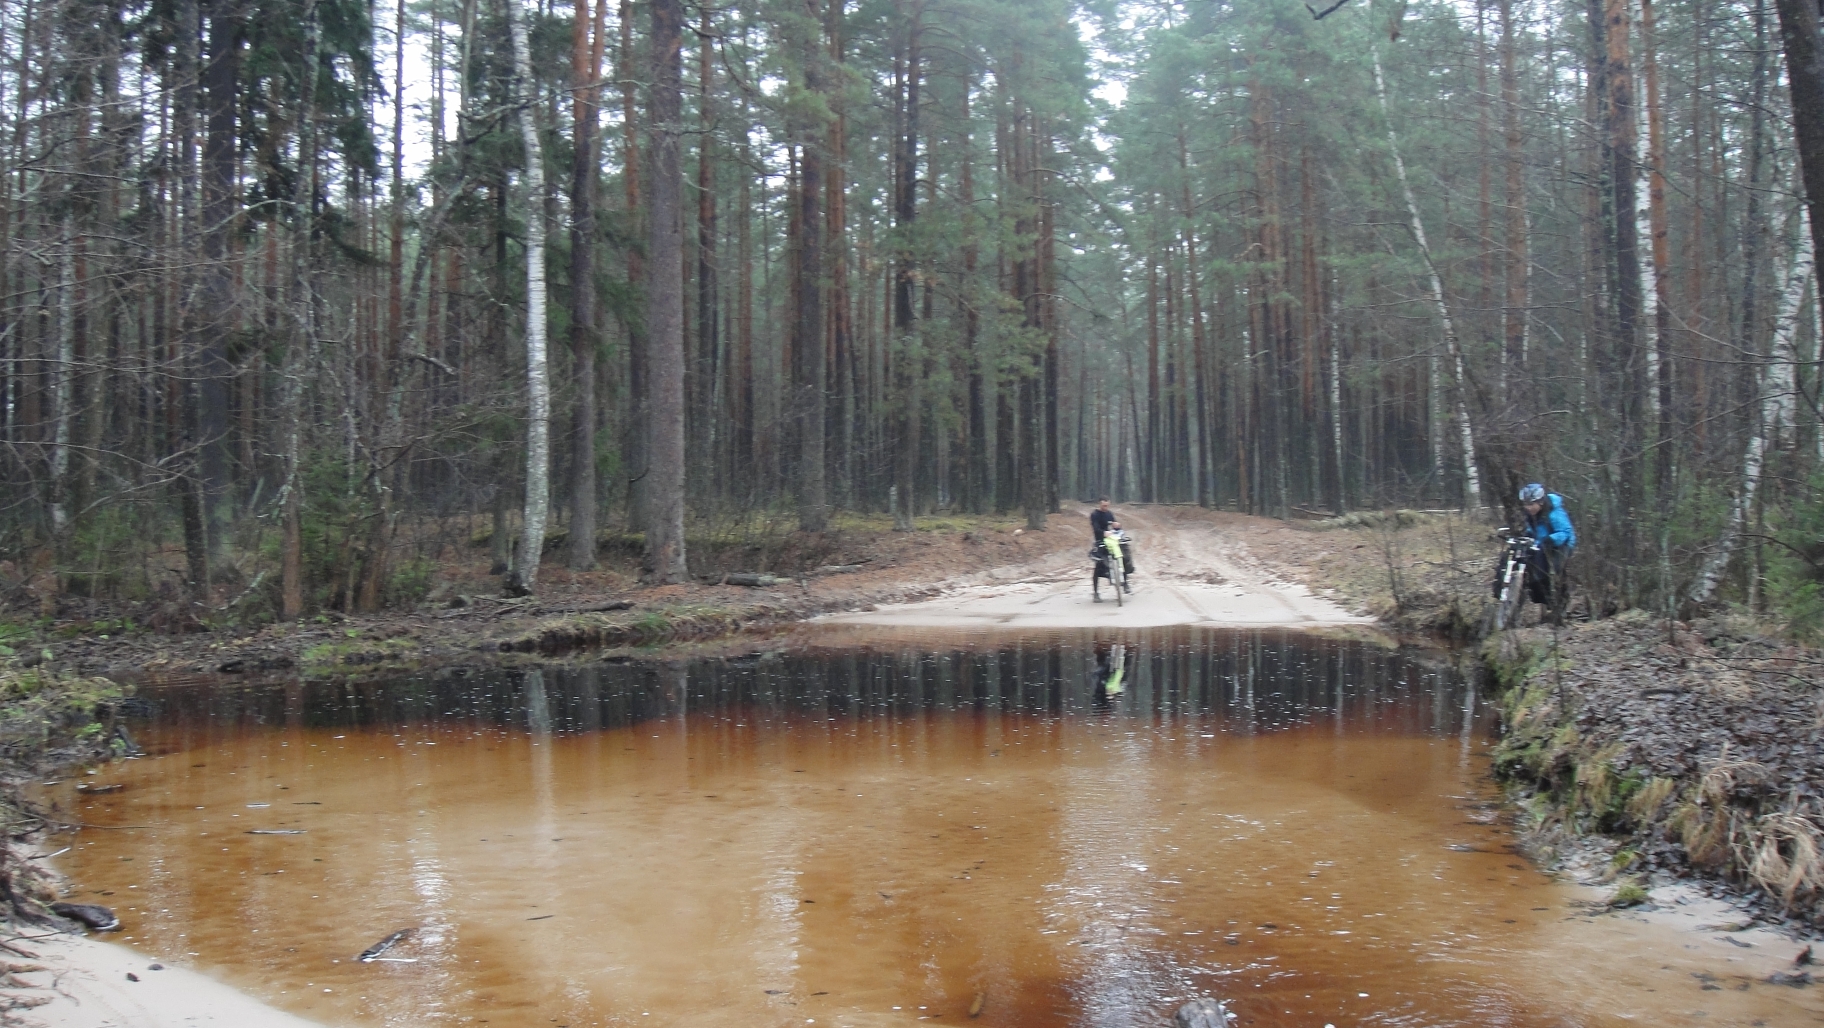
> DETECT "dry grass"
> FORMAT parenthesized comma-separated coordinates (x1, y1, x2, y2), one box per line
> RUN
(1626, 776, 1678, 824)
(1697, 744, 1771, 804)
(1741, 803, 1824, 908)
(1286, 510, 1500, 638)
(1677, 745, 1771, 866)
(1574, 744, 1624, 817)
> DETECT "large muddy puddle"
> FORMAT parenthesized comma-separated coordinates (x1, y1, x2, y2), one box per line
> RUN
(45, 628, 1822, 1027)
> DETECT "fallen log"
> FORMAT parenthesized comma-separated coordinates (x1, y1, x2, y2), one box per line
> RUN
(539, 600, 636, 615)
(717, 573, 787, 587)
(50, 902, 120, 932)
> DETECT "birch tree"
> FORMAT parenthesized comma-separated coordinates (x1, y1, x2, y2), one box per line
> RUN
(505, 0, 551, 595)
(1689, 212, 1815, 604)
(1371, 42, 1483, 508)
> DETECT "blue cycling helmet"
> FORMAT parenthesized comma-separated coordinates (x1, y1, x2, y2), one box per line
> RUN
(1518, 483, 1546, 504)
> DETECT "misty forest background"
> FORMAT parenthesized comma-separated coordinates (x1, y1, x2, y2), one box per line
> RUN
(2, 0, 1822, 628)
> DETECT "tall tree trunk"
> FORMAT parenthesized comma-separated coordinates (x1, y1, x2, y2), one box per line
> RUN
(793, 0, 827, 532)
(1371, 44, 1485, 507)
(826, 0, 851, 511)
(1013, 91, 1045, 532)
(1775, 0, 1824, 278)
(199, 0, 241, 567)
(175, 0, 210, 599)
(1640, 0, 1674, 497)
(280, 4, 322, 619)
(1742, 0, 1772, 429)
(1500, 0, 1528, 401)
(891, 2, 920, 531)
(619, 0, 648, 531)
(1179, 130, 1212, 509)
(735, 94, 754, 491)
(1040, 129, 1059, 515)
(642, 0, 688, 581)
(694, 6, 719, 504)
(1606, 0, 1644, 530)
(48, 214, 72, 542)
(1144, 244, 1159, 502)
(567, 0, 606, 571)
(505, 0, 551, 595)
(1766, 211, 1813, 448)
(961, 82, 986, 514)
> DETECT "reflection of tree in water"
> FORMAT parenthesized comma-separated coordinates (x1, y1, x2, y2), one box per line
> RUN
(1092, 641, 1129, 711)
(523, 669, 552, 736)
(133, 629, 1473, 738)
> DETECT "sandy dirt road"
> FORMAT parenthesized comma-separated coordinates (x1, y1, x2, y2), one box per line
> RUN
(819, 504, 1372, 630)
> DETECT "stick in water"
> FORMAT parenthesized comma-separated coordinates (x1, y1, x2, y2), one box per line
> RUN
(358, 928, 415, 962)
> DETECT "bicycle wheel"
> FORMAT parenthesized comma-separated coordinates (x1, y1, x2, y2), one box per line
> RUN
(1492, 563, 1524, 631)
(1109, 558, 1125, 607)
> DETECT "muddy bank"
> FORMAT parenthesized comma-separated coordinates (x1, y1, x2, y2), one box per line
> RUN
(1486, 612, 1824, 931)
(0, 663, 326, 1025)
(0, 663, 153, 1022)
(20, 513, 1084, 682)
(20, 506, 1397, 682)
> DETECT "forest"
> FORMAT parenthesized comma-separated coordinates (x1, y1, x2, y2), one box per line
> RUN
(0, 0, 1820, 626)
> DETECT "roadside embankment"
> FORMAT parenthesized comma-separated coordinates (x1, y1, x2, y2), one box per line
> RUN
(1252, 509, 1824, 932)
(15, 512, 1079, 682)
(0, 662, 143, 1020)
(1486, 612, 1824, 931)
(0, 666, 129, 903)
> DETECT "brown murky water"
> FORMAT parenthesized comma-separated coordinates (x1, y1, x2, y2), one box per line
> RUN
(45, 628, 1820, 1027)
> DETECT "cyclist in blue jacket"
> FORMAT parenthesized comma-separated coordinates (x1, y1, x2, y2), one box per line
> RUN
(1517, 483, 1574, 614)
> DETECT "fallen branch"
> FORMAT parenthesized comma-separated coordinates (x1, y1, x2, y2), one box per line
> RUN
(537, 600, 635, 615)
(716, 573, 786, 587)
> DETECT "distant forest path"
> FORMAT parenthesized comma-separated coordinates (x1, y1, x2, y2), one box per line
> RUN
(819, 505, 1373, 631)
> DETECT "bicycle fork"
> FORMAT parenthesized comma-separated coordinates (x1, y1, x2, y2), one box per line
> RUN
(1495, 553, 1526, 629)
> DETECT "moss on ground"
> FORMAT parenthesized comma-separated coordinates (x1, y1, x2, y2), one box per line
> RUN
(1610, 877, 1650, 908)
(491, 603, 790, 656)
(0, 664, 128, 764)
(0, 662, 132, 928)
(300, 636, 423, 675)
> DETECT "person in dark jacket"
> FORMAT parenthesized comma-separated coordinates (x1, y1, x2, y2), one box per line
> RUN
(1089, 498, 1134, 600)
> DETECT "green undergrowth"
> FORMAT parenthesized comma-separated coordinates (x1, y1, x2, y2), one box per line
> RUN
(0, 663, 134, 928)
(0, 663, 129, 764)
(826, 511, 1028, 535)
(1610, 877, 1650, 908)
(301, 636, 423, 676)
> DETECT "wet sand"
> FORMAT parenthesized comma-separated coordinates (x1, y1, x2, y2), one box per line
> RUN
(818, 507, 1372, 631)
(27, 631, 1822, 1028)
(9, 932, 325, 1027)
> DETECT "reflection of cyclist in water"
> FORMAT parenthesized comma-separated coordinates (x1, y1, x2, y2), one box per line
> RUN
(1092, 641, 1128, 709)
